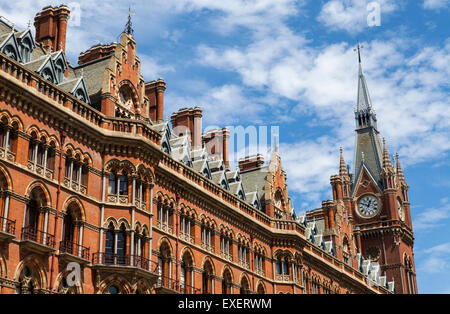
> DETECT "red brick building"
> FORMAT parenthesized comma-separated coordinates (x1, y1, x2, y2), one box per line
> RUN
(0, 6, 416, 294)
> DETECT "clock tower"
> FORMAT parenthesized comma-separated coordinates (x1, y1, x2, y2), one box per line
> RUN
(346, 45, 417, 294)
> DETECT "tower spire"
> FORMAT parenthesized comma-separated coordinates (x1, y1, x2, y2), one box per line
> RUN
(352, 44, 383, 188)
(354, 43, 373, 112)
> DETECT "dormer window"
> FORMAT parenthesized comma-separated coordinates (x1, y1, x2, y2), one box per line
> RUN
(20, 38, 32, 63)
(3, 45, 17, 60)
(55, 60, 64, 83)
(75, 89, 87, 103)
(42, 68, 54, 83)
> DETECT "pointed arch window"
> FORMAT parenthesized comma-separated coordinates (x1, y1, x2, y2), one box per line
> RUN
(42, 68, 54, 83)
(3, 45, 18, 60)
(105, 223, 115, 264)
(119, 172, 128, 196)
(20, 38, 32, 63)
(108, 172, 118, 195)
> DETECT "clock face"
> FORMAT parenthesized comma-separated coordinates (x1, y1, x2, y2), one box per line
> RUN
(397, 200, 404, 221)
(357, 195, 379, 218)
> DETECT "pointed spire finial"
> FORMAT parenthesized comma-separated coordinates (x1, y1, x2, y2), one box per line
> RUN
(124, 5, 135, 36)
(354, 42, 364, 64)
(27, 20, 32, 29)
(339, 147, 349, 176)
(396, 153, 405, 182)
(382, 138, 393, 169)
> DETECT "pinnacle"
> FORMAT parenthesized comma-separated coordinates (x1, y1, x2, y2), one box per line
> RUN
(382, 138, 393, 169)
(396, 153, 405, 182)
(339, 147, 349, 177)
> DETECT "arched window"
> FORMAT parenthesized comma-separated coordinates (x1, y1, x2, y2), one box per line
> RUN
(202, 261, 213, 294)
(21, 38, 32, 63)
(257, 283, 265, 294)
(105, 223, 115, 264)
(62, 208, 75, 244)
(25, 197, 39, 233)
(108, 172, 117, 195)
(42, 68, 54, 83)
(119, 172, 128, 196)
(75, 89, 87, 103)
(117, 224, 127, 265)
(55, 60, 65, 83)
(240, 276, 250, 294)
(3, 45, 17, 60)
(222, 269, 232, 294)
(158, 242, 172, 288)
(181, 252, 194, 294)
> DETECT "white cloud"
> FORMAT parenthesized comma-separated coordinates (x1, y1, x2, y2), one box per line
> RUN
(423, 0, 450, 10)
(317, 0, 398, 34)
(413, 198, 450, 231)
(419, 241, 450, 274)
(165, 84, 264, 126)
(138, 54, 175, 81)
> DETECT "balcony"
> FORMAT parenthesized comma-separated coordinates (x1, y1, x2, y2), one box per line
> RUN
(154, 275, 180, 294)
(239, 259, 250, 269)
(180, 232, 194, 244)
(220, 251, 233, 262)
(156, 221, 173, 234)
(92, 252, 158, 283)
(20, 226, 55, 254)
(0, 217, 16, 242)
(180, 284, 202, 295)
(276, 274, 291, 282)
(58, 241, 90, 265)
(0, 147, 15, 162)
(201, 242, 214, 253)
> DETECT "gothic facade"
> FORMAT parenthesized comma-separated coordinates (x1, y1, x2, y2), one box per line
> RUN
(0, 5, 416, 294)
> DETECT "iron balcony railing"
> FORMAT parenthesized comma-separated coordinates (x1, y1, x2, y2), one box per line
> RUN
(59, 240, 90, 260)
(92, 252, 153, 271)
(21, 225, 55, 248)
(0, 216, 16, 235)
(156, 275, 179, 291)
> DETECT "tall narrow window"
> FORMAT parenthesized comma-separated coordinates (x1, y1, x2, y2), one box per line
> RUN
(105, 224, 115, 264)
(108, 172, 117, 195)
(119, 173, 128, 196)
(117, 225, 127, 265)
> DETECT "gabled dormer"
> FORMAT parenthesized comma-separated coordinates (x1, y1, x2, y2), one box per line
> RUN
(0, 32, 22, 63)
(37, 55, 59, 84)
(17, 28, 36, 63)
(72, 78, 91, 104)
(51, 50, 68, 82)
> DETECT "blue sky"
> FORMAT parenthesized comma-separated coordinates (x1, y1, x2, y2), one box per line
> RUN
(1, 0, 449, 293)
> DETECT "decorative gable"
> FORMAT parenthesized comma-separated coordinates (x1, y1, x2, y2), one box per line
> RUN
(72, 78, 91, 104)
(0, 33, 22, 63)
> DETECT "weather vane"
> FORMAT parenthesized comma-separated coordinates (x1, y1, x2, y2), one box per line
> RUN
(354, 42, 364, 63)
(124, 5, 135, 36)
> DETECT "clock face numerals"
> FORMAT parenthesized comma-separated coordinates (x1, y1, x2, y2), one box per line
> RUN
(397, 200, 404, 221)
(358, 196, 379, 218)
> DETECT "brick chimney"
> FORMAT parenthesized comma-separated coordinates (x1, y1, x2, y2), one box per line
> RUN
(34, 5, 70, 53)
(202, 128, 230, 169)
(238, 154, 265, 172)
(78, 43, 117, 65)
(171, 107, 202, 147)
(146, 79, 167, 123)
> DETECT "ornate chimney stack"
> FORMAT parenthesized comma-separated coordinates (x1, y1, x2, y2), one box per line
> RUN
(34, 5, 71, 53)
